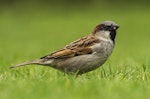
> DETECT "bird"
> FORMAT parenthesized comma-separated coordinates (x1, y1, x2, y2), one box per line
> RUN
(10, 20, 119, 75)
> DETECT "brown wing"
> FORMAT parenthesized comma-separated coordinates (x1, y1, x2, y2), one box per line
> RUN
(41, 35, 99, 59)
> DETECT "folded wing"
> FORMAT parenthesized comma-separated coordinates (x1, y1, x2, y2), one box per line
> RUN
(41, 35, 100, 59)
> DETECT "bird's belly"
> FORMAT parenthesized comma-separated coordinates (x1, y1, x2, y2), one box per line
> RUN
(51, 54, 108, 74)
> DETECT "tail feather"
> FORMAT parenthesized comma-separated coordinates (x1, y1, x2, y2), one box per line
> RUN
(10, 59, 43, 69)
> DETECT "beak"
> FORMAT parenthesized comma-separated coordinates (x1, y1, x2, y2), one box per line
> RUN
(112, 25, 119, 30)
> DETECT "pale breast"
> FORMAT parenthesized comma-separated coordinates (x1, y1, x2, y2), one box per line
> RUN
(91, 40, 114, 58)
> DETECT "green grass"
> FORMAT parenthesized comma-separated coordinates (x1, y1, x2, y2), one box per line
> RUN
(0, 3, 150, 99)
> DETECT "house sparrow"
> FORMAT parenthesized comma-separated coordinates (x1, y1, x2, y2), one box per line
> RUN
(10, 20, 119, 75)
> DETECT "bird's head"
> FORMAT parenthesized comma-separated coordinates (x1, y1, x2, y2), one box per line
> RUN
(93, 20, 119, 42)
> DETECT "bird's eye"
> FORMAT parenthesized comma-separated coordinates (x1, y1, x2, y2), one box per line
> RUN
(103, 26, 111, 30)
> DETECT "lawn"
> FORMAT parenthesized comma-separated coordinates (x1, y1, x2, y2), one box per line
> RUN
(0, 2, 150, 99)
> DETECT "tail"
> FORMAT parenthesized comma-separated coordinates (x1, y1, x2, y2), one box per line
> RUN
(9, 59, 44, 69)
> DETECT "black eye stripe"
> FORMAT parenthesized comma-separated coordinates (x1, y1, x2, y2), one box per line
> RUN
(105, 26, 111, 28)
(103, 25, 111, 30)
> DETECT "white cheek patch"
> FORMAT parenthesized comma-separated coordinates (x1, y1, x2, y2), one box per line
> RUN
(96, 31, 110, 38)
(96, 31, 111, 40)
(103, 31, 110, 37)
(96, 31, 113, 45)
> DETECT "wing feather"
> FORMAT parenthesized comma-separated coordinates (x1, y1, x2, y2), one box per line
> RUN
(41, 35, 99, 59)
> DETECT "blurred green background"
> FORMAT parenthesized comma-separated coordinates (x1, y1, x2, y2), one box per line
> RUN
(0, 0, 150, 99)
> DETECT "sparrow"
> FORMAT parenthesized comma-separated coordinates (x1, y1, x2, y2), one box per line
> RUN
(10, 20, 119, 75)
